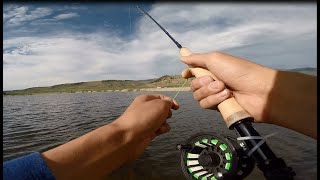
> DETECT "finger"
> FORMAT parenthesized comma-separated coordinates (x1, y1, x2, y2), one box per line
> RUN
(190, 75, 214, 92)
(171, 99, 180, 110)
(137, 94, 179, 112)
(155, 122, 171, 136)
(199, 89, 230, 109)
(153, 95, 179, 110)
(167, 110, 172, 118)
(134, 94, 163, 102)
(188, 52, 264, 85)
(181, 68, 194, 79)
(150, 133, 157, 141)
(180, 53, 208, 68)
(135, 94, 172, 103)
(193, 80, 225, 101)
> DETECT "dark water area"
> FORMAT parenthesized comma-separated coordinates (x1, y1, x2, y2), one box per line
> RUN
(3, 92, 317, 180)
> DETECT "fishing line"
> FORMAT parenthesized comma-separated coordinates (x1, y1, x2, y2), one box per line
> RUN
(136, 5, 189, 100)
(129, 4, 132, 33)
(137, 6, 296, 179)
(135, 6, 189, 101)
(172, 78, 188, 101)
(137, 7, 165, 37)
(171, 63, 195, 101)
(237, 132, 277, 157)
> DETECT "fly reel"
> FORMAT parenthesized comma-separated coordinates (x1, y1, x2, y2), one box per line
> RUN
(177, 132, 255, 180)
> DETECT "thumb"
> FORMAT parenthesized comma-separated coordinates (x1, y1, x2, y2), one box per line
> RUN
(180, 53, 208, 69)
(182, 51, 264, 82)
(179, 47, 207, 68)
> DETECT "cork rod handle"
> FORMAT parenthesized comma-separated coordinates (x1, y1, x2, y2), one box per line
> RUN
(180, 47, 253, 128)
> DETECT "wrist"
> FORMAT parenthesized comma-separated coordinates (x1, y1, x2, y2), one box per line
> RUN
(109, 120, 135, 145)
(111, 116, 152, 144)
(265, 70, 316, 138)
(255, 67, 278, 124)
(110, 119, 152, 162)
(41, 121, 135, 179)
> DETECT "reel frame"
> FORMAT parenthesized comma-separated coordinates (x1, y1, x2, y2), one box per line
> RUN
(177, 132, 255, 180)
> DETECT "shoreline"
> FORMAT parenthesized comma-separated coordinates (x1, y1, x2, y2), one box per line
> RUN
(138, 87, 191, 92)
(3, 87, 191, 96)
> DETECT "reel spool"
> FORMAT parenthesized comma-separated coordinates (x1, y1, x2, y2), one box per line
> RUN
(177, 132, 255, 180)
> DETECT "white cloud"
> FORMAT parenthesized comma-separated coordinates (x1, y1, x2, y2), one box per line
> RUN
(4, 6, 52, 26)
(3, 34, 161, 90)
(54, 13, 79, 20)
(3, 5, 79, 27)
(3, 3, 317, 90)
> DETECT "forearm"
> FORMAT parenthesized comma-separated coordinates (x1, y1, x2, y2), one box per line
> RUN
(267, 71, 317, 138)
(42, 121, 133, 179)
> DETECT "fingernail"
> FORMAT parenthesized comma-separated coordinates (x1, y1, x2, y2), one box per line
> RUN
(180, 56, 188, 62)
(220, 89, 229, 98)
(199, 76, 212, 86)
(163, 97, 173, 102)
(172, 99, 179, 105)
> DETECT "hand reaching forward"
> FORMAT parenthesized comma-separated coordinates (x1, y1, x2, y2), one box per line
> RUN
(42, 94, 180, 180)
(114, 94, 179, 161)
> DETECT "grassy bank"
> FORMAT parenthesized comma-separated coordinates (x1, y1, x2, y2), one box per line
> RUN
(3, 75, 193, 96)
(3, 67, 316, 96)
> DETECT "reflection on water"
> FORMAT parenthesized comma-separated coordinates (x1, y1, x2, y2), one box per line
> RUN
(3, 92, 317, 180)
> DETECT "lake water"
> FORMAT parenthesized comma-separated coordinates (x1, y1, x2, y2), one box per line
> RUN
(3, 92, 317, 180)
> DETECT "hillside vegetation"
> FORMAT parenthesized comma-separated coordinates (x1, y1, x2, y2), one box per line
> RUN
(3, 67, 316, 96)
(3, 75, 193, 95)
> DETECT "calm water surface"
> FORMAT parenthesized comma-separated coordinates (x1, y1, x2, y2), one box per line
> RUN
(3, 92, 317, 180)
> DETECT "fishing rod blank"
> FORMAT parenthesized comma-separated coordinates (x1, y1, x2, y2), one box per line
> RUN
(136, 5, 182, 49)
(136, 5, 295, 180)
(136, 5, 252, 128)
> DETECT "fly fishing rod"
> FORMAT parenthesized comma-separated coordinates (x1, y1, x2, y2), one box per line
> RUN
(137, 5, 295, 180)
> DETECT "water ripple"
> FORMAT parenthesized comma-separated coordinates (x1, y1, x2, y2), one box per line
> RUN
(3, 92, 317, 180)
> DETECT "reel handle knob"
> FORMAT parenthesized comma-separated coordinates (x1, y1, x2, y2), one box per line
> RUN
(179, 47, 253, 128)
(176, 144, 192, 151)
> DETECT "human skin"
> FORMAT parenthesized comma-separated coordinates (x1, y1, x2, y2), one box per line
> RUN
(180, 51, 317, 139)
(38, 52, 316, 180)
(42, 94, 179, 180)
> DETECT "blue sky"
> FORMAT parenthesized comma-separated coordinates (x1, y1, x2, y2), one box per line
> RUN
(3, 2, 317, 90)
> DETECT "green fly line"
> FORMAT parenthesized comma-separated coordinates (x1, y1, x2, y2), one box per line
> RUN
(172, 78, 189, 100)
(130, 6, 190, 101)
(172, 65, 193, 100)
